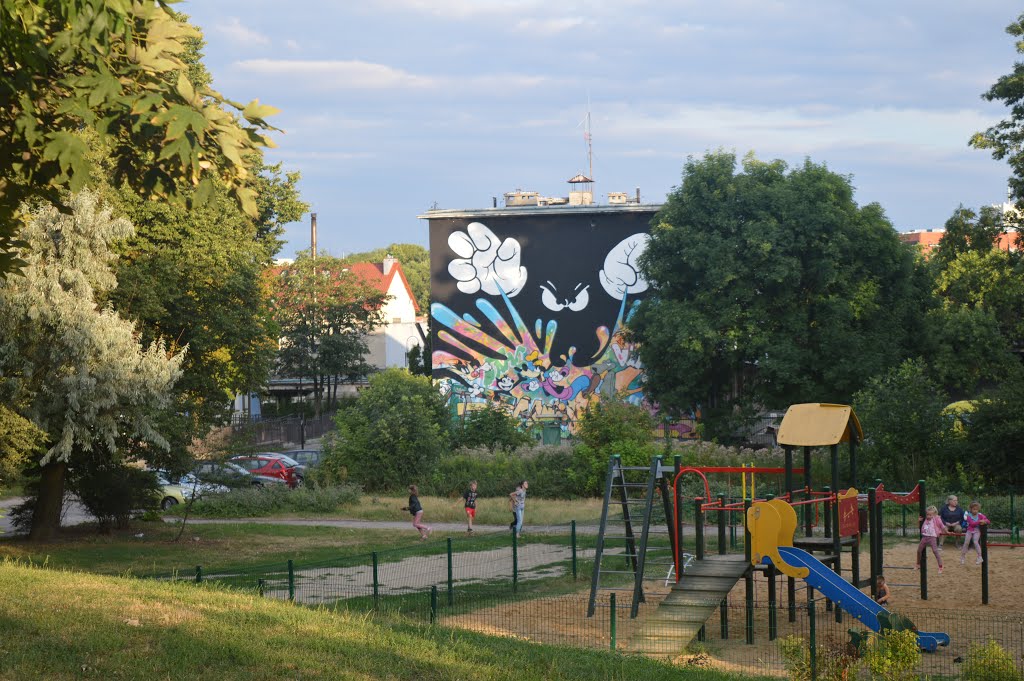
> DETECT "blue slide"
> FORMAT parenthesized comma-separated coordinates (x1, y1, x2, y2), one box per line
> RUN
(773, 546, 950, 652)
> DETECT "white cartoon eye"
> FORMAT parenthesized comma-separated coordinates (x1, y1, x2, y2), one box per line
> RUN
(540, 283, 564, 312)
(567, 285, 590, 311)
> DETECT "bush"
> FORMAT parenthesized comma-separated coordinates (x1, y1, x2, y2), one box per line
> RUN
(454, 404, 531, 454)
(778, 635, 853, 681)
(178, 483, 361, 518)
(571, 400, 658, 495)
(962, 640, 1023, 681)
(425, 447, 577, 499)
(67, 457, 161, 533)
(319, 369, 450, 492)
(860, 628, 920, 681)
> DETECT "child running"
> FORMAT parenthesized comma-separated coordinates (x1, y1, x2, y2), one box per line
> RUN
(917, 505, 945, 574)
(400, 484, 432, 540)
(463, 480, 479, 534)
(875, 575, 891, 606)
(960, 501, 989, 565)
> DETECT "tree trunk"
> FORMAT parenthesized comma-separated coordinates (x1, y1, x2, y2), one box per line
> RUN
(29, 460, 67, 541)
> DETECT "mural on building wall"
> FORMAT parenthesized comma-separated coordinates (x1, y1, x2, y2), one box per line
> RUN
(428, 210, 679, 435)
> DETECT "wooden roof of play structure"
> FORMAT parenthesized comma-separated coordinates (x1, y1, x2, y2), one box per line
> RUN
(776, 403, 864, 447)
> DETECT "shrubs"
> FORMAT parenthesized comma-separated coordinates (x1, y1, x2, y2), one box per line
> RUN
(454, 404, 531, 454)
(68, 458, 161, 533)
(179, 483, 361, 518)
(426, 447, 577, 499)
(962, 640, 1023, 681)
(319, 369, 450, 492)
(571, 400, 659, 495)
(778, 635, 853, 681)
(859, 628, 921, 681)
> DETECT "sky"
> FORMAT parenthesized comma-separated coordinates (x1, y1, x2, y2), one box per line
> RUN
(182, 1, 1021, 259)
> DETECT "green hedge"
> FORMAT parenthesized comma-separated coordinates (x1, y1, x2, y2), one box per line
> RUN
(424, 448, 581, 499)
(176, 483, 362, 518)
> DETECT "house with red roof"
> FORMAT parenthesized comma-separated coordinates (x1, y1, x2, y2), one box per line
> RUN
(346, 255, 426, 370)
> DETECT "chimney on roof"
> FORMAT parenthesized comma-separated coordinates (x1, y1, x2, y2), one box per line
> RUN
(383, 253, 397, 275)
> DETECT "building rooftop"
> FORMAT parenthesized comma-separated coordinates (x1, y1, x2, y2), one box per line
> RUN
(418, 203, 662, 220)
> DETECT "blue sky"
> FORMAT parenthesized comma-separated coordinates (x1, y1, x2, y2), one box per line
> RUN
(182, 1, 1020, 259)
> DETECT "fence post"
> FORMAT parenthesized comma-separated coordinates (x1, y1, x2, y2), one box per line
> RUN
(571, 520, 578, 580)
(744, 497, 753, 645)
(1012, 493, 1018, 545)
(287, 559, 295, 602)
(918, 479, 927, 601)
(901, 504, 907, 537)
(447, 538, 454, 606)
(372, 551, 379, 610)
(194, 565, 202, 584)
(717, 493, 727, 555)
(257, 578, 265, 597)
(981, 524, 989, 605)
(512, 531, 518, 593)
(430, 585, 437, 624)
(808, 597, 817, 681)
(694, 497, 705, 560)
(610, 592, 617, 651)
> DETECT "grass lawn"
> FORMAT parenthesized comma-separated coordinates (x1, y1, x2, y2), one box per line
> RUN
(0, 563, 765, 680)
(0, 521, 439, 576)
(344, 494, 606, 525)
(198, 493, 607, 526)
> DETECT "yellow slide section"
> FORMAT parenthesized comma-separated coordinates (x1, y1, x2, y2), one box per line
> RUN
(746, 499, 809, 579)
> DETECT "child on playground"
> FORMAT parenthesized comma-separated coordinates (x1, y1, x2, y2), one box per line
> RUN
(875, 575, 891, 606)
(939, 494, 965, 547)
(917, 505, 945, 574)
(509, 480, 528, 538)
(960, 501, 989, 565)
(462, 480, 478, 534)
(401, 484, 432, 541)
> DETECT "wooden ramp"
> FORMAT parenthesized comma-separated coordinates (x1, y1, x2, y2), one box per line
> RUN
(627, 555, 749, 657)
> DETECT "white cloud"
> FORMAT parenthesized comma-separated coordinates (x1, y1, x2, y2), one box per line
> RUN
(235, 59, 437, 89)
(285, 39, 301, 51)
(215, 18, 271, 46)
(512, 17, 588, 35)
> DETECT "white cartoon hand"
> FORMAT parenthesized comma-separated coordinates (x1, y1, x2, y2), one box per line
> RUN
(447, 222, 528, 297)
(599, 233, 651, 300)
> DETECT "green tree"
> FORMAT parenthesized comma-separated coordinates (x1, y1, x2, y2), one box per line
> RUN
(571, 400, 657, 495)
(341, 243, 430, 313)
(852, 359, 951, 487)
(972, 11, 1024, 235)
(456, 404, 531, 454)
(0, 191, 184, 540)
(631, 152, 929, 429)
(931, 205, 1008, 267)
(963, 374, 1024, 490)
(0, 406, 45, 495)
(267, 254, 388, 414)
(0, 2, 281, 275)
(320, 369, 450, 492)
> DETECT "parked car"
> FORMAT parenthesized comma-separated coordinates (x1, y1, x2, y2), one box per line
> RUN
(192, 461, 283, 488)
(284, 449, 321, 467)
(154, 473, 187, 511)
(230, 453, 305, 488)
(176, 473, 230, 498)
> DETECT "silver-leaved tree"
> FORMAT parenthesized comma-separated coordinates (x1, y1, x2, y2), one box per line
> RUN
(0, 191, 184, 540)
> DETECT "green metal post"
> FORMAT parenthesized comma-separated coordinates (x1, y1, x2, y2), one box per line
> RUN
(194, 565, 202, 584)
(257, 578, 265, 597)
(610, 592, 617, 650)
(867, 489, 877, 599)
(918, 479, 927, 601)
(744, 497, 753, 645)
(717, 493, 727, 555)
(512, 531, 518, 593)
(287, 559, 295, 602)
(571, 520, 578, 579)
(447, 537, 454, 606)
(809, 597, 817, 681)
(430, 585, 438, 624)
(981, 524, 989, 605)
(823, 486, 832, 537)
(694, 497, 705, 560)
(902, 504, 907, 537)
(1012, 494, 1018, 544)
(372, 551, 379, 610)
(767, 565, 777, 641)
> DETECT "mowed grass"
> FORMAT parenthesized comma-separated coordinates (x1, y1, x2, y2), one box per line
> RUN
(0, 522, 433, 576)
(336, 494, 605, 526)
(0, 563, 759, 681)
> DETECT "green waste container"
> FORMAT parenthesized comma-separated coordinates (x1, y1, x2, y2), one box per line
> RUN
(541, 424, 561, 445)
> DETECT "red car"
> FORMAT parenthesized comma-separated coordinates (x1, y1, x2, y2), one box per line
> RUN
(230, 453, 305, 488)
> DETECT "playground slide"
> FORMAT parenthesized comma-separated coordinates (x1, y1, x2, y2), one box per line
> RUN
(775, 546, 949, 652)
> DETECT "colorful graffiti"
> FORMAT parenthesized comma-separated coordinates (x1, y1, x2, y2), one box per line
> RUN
(429, 215, 658, 435)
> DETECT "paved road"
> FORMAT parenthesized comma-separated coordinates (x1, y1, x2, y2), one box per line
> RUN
(0, 497, 93, 536)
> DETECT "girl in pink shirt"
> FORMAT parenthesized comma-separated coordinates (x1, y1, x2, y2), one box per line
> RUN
(960, 501, 989, 565)
(917, 505, 945, 573)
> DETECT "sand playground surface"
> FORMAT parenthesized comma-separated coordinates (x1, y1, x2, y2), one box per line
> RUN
(439, 539, 1024, 676)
